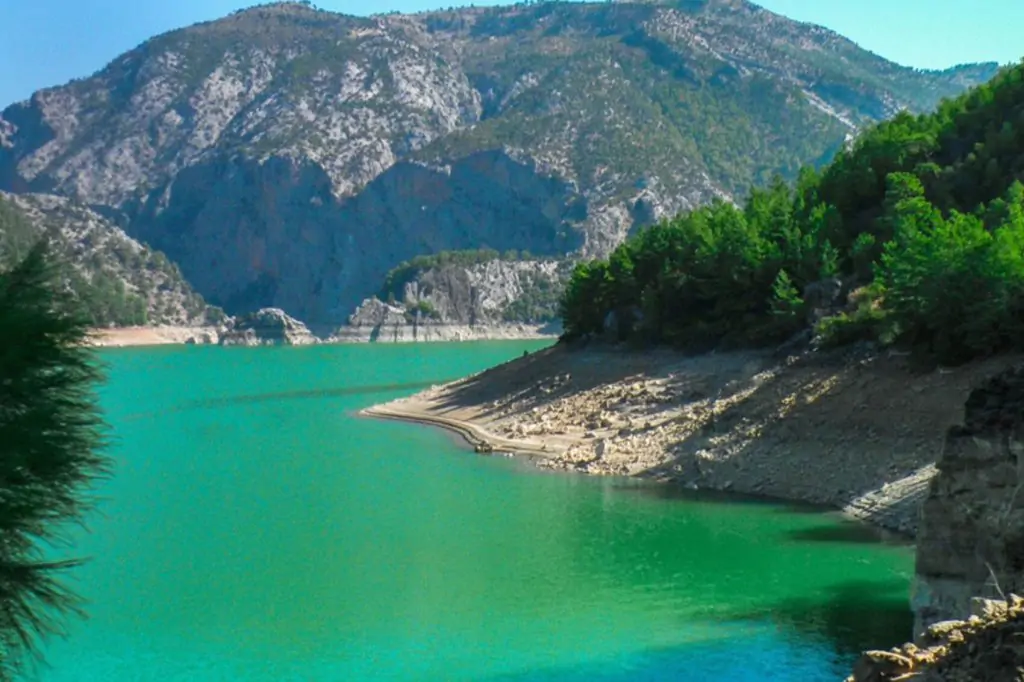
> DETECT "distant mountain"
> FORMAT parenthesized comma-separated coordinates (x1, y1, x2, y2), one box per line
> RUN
(0, 0, 999, 325)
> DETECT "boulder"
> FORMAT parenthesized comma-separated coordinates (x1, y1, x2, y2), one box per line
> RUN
(219, 308, 319, 346)
(347, 297, 409, 328)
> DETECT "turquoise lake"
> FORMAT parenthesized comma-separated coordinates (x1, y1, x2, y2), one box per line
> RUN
(28, 341, 913, 681)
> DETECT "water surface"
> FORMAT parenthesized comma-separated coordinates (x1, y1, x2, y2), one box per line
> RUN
(32, 342, 912, 681)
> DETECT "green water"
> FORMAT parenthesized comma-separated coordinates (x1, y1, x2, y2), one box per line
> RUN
(30, 342, 912, 681)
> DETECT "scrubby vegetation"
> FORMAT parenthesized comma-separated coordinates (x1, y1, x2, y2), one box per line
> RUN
(561, 61, 1024, 365)
(502, 271, 564, 324)
(380, 248, 538, 301)
(405, 299, 440, 321)
(415, 1, 995, 200)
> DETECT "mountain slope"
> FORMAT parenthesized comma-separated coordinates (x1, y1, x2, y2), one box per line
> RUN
(0, 192, 222, 327)
(0, 0, 999, 325)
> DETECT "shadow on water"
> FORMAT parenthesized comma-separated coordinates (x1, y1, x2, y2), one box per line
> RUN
(608, 480, 911, 546)
(747, 579, 914, 658)
(613, 479, 832, 513)
(117, 379, 441, 421)
(784, 523, 908, 546)
(483, 580, 912, 682)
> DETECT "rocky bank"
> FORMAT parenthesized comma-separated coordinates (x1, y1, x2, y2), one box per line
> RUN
(88, 308, 319, 347)
(341, 257, 567, 342)
(365, 343, 1020, 536)
(847, 595, 1024, 682)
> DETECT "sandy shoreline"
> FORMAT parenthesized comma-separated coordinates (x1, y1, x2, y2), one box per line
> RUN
(86, 326, 220, 347)
(364, 344, 1020, 536)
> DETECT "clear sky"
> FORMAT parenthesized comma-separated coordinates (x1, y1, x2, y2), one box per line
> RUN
(1, 0, 1021, 108)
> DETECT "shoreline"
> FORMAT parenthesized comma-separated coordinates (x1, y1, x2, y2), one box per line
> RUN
(86, 326, 219, 347)
(361, 395, 923, 536)
(363, 403, 555, 460)
(363, 400, 921, 544)
(87, 325, 559, 348)
(362, 344, 1021, 537)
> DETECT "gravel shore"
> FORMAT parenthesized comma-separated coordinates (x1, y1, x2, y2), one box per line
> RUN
(365, 344, 1019, 536)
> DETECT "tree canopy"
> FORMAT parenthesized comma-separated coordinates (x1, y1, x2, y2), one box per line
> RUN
(560, 60, 1024, 365)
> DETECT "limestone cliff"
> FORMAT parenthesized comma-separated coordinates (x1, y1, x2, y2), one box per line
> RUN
(0, 1, 997, 325)
(341, 258, 566, 342)
(912, 365, 1024, 636)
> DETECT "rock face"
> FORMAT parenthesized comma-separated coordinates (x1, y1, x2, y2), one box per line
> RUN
(0, 191, 221, 326)
(219, 308, 318, 346)
(0, 1, 997, 324)
(912, 365, 1024, 636)
(340, 257, 567, 342)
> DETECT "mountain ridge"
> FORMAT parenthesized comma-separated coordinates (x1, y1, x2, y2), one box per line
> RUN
(0, 0, 1001, 326)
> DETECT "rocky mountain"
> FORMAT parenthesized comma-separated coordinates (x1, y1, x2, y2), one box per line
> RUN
(0, 0, 999, 326)
(0, 192, 222, 327)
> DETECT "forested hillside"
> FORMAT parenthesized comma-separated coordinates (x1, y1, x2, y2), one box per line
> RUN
(560, 62, 1024, 365)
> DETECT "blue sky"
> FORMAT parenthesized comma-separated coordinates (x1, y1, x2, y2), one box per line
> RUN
(1, 0, 1021, 107)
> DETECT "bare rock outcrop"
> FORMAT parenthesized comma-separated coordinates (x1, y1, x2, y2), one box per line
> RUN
(336, 257, 567, 342)
(912, 365, 1024, 635)
(219, 308, 318, 346)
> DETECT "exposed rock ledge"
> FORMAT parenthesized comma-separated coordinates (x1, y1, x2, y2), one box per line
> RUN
(363, 343, 1019, 536)
(333, 321, 561, 343)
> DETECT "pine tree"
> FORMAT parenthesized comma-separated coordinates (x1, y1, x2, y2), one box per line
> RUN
(0, 241, 110, 678)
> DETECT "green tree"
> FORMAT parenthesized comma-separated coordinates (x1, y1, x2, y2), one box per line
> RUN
(0, 242, 110, 678)
(558, 61, 1024, 364)
(770, 270, 803, 323)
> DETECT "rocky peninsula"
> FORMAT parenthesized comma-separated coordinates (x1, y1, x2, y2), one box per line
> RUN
(365, 343, 1019, 537)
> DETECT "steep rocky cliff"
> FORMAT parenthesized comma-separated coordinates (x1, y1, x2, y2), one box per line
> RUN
(343, 256, 567, 342)
(0, 192, 221, 326)
(0, 1, 997, 324)
(912, 364, 1024, 636)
